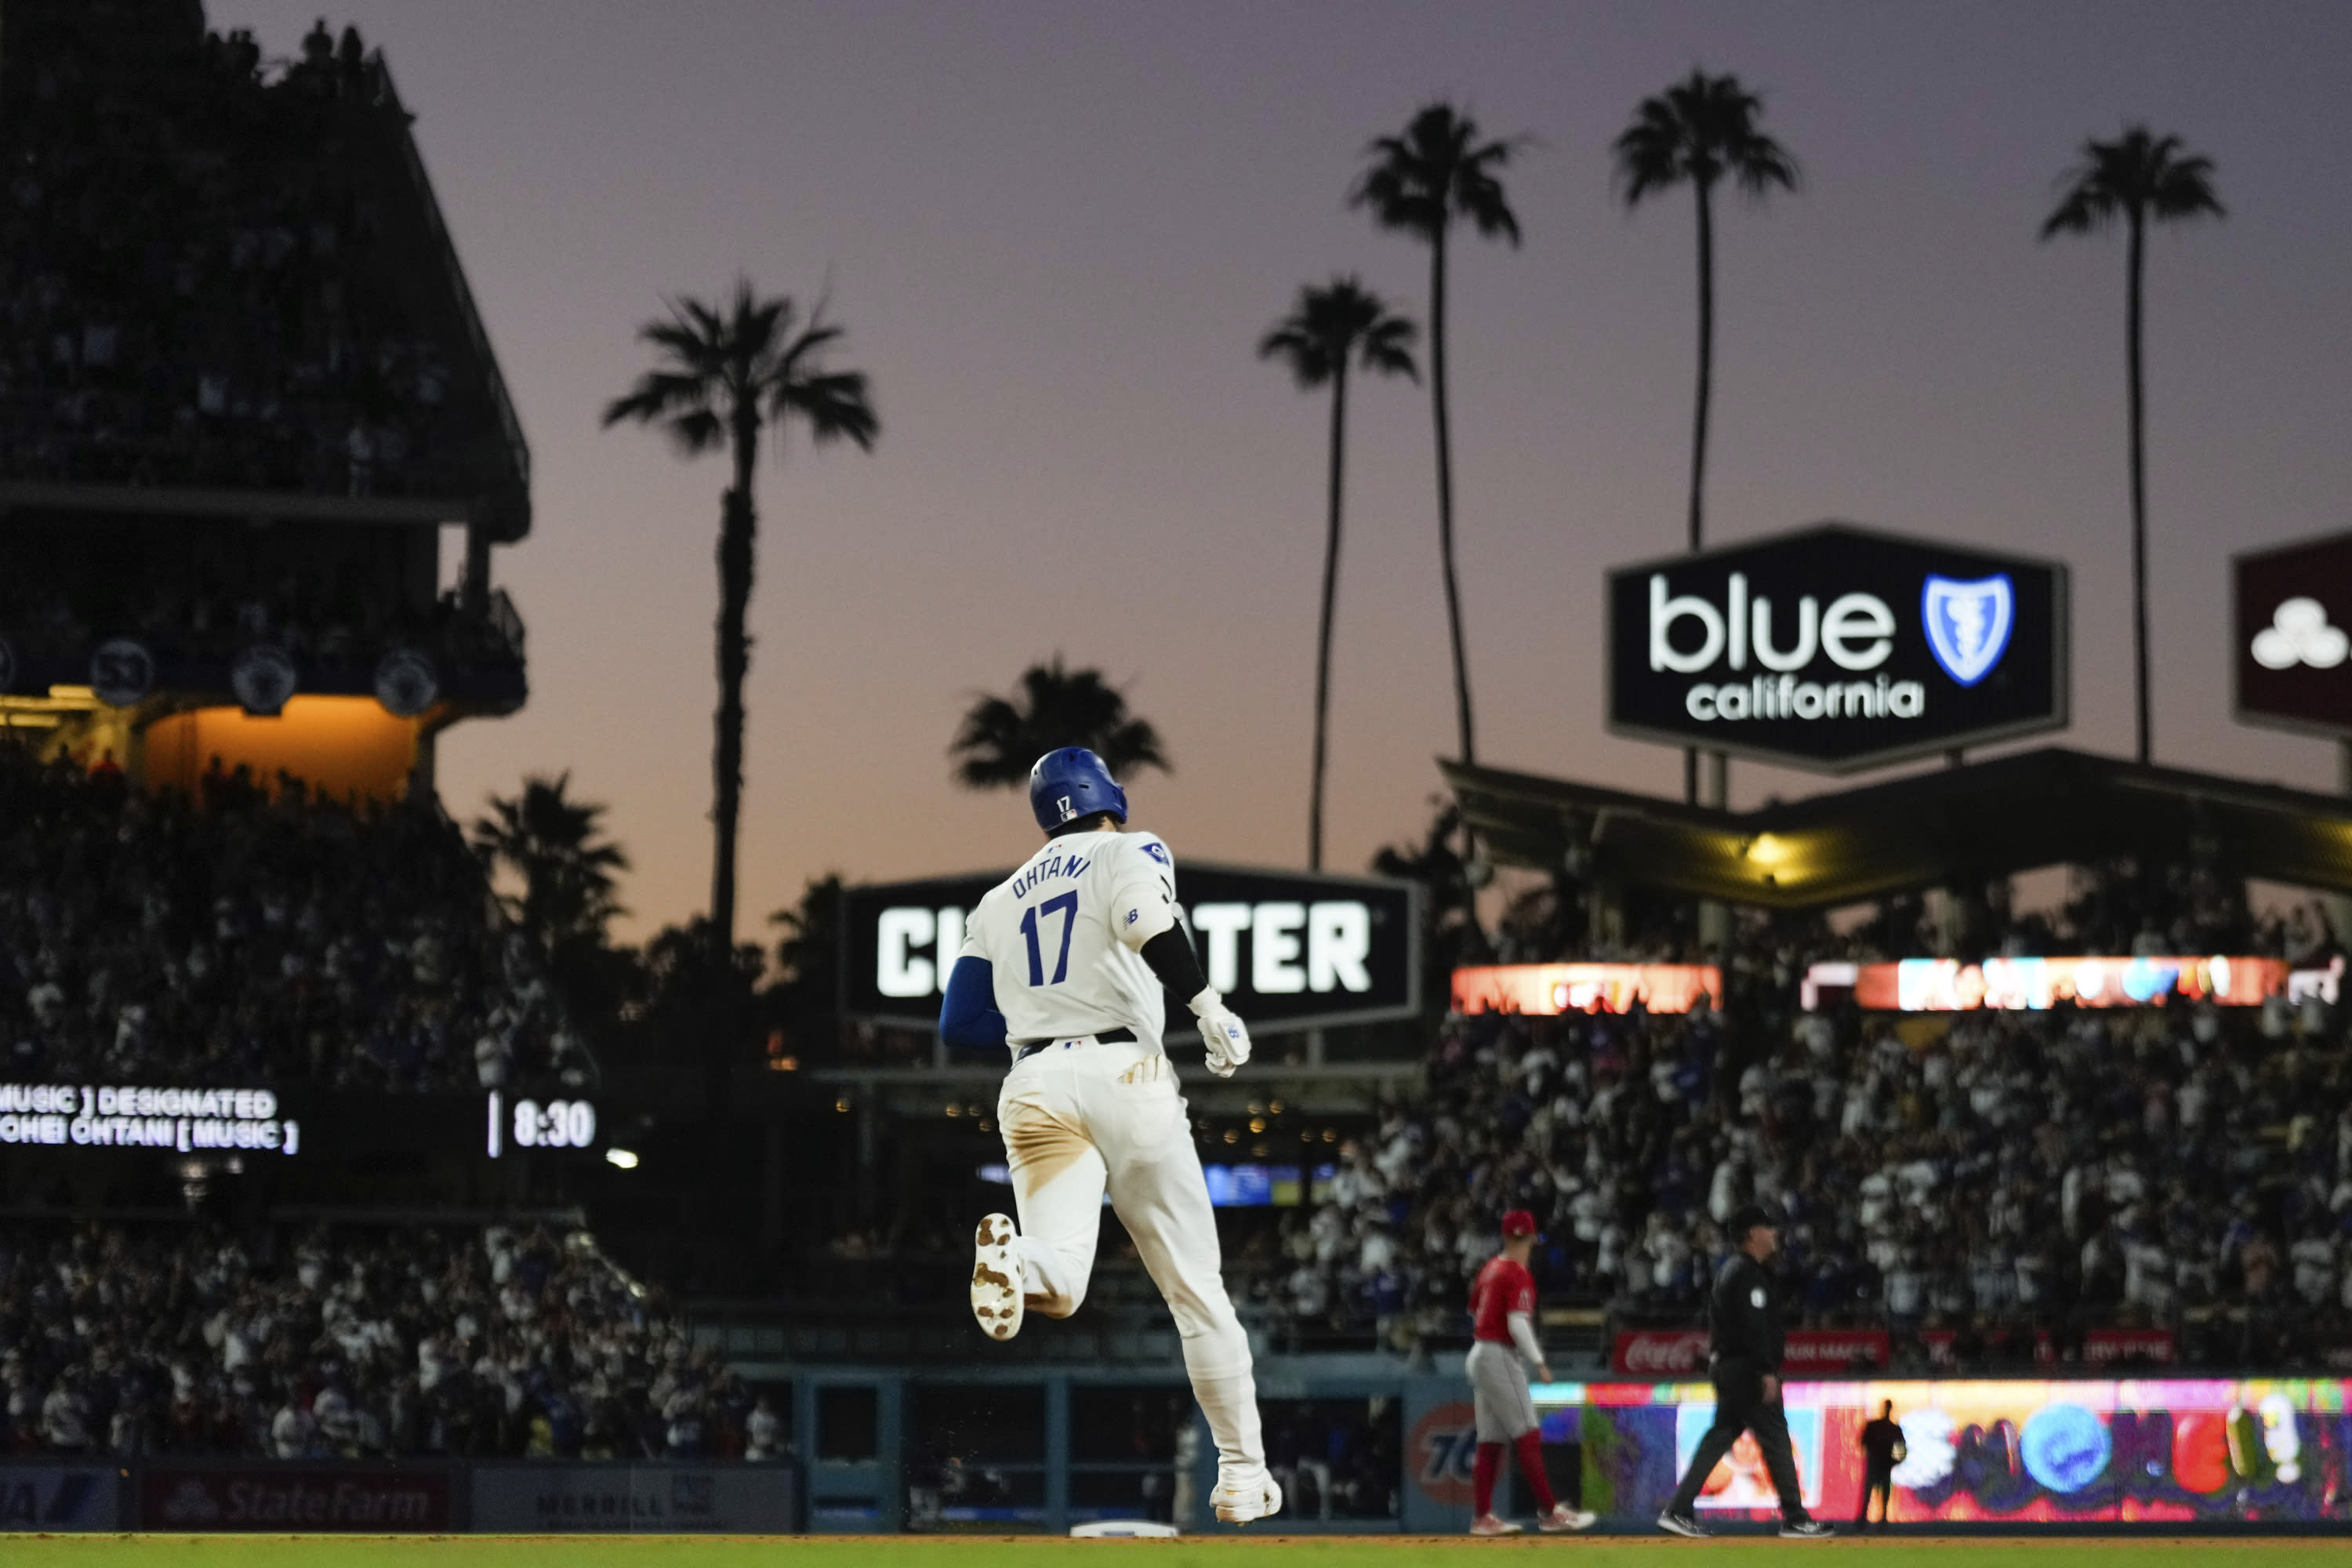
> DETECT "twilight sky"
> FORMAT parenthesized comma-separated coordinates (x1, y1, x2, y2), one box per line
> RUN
(227, 1, 2352, 942)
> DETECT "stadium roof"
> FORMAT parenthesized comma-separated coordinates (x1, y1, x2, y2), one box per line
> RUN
(1441, 746, 2352, 908)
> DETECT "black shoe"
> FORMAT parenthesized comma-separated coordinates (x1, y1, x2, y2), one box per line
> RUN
(1657, 1512, 1708, 1538)
(1780, 1519, 1835, 1539)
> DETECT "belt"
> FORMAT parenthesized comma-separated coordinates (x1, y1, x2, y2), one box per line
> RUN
(1013, 1027, 1135, 1062)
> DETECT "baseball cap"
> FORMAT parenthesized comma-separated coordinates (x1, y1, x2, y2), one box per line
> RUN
(1500, 1209, 1538, 1240)
(1726, 1202, 1784, 1236)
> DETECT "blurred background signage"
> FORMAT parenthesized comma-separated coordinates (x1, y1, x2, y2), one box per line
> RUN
(1450, 963, 1723, 1016)
(1607, 522, 2068, 771)
(2235, 529, 2352, 737)
(844, 863, 1418, 1033)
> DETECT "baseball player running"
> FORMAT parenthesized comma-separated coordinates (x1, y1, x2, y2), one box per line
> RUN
(1465, 1210, 1595, 1535)
(938, 747, 1279, 1526)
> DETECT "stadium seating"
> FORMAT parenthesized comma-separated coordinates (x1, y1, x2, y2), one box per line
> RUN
(1258, 916, 2352, 1372)
(0, 13, 477, 499)
(0, 748, 591, 1092)
(0, 1218, 764, 1458)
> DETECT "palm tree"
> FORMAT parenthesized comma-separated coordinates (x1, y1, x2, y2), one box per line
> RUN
(603, 279, 877, 944)
(470, 773, 630, 953)
(951, 658, 1170, 789)
(1259, 278, 1417, 870)
(1352, 103, 1524, 768)
(2041, 127, 2222, 766)
(1613, 70, 1798, 804)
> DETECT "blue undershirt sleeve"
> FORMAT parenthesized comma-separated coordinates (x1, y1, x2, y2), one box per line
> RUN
(938, 956, 1010, 1054)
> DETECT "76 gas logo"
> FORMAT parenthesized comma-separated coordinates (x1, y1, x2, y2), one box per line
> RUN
(1409, 1402, 1479, 1507)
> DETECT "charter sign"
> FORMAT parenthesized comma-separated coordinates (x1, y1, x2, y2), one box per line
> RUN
(1606, 523, 2067, 772)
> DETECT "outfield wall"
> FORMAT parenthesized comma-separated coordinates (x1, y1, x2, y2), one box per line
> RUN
(3, 1373, 2347, 1534)
(0, 1460, 797, 1534)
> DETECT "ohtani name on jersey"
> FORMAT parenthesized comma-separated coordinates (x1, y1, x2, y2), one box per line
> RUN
(1006, 852, 1091, 901)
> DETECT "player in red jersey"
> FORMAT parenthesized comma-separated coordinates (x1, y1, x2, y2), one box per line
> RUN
(1465, 1209, 1595, 1535)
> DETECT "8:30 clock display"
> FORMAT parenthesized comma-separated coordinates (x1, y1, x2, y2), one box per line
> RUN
(485, 1093, 598, 1156)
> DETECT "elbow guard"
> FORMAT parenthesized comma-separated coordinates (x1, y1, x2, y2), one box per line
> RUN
(1138, 925, 1208, 1000)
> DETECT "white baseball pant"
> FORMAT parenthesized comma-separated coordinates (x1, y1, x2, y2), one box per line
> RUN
(996, 1040, 1265, 1472)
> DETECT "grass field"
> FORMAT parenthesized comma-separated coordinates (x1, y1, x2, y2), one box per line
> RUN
(0, 1538, 2345, 1568)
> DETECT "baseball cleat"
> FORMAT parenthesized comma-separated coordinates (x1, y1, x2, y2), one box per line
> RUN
(1538, 1504, 1597, 1532)
(970, 1214, 1023, 1341)
(1657, 1511, 1708, 1537)
(1210, 1465, 1282, 1525)
(1468, 1513, 1523, 1536)
(1779, 1519, 1835, 1539)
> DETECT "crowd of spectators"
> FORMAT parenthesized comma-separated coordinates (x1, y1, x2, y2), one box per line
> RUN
(0, 747, 590, 1092)
(0, 9, 480, 499)
(1260, 893, 2352, 1371)
(0, 1219, 784, 1460)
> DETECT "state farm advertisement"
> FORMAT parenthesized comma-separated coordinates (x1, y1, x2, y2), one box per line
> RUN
(1613, 1329, 1890, 1374)
(139, 1465, 453, 1530)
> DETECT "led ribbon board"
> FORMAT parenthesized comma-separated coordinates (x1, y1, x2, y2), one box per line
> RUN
(1851, 955, 2286, 1011)
(1451, 963, 1725, 1016)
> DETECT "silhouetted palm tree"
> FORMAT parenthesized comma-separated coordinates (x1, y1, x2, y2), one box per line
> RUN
(1259, 278, 1417, 870)
(603, 279, 877, 943)
(951, 658, 1170, 790)
(2042, 126, 2222, 765)
(471, 773, 630, 953)
(1352, 103, 1524, 768)
(1615, 71, 1798, 805)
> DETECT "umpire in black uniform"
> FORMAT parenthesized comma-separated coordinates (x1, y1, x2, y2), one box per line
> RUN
(1658, 1204, 1831, 1538)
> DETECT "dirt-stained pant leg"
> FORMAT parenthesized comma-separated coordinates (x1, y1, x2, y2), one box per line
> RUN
(1091, 1047, 1265, 1472)
(997, 1053, 1108, 1318)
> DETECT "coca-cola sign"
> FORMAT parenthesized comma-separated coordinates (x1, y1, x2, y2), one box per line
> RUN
(1611, 1328, 1891, 1374)
(1612, 1329, 1711, 1375)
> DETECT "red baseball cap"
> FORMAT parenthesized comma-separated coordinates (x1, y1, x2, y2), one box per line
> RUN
(1501, 1209, 1538, 1240)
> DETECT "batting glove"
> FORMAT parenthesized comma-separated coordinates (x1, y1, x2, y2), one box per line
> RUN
(1189, 987, 1252, 1077)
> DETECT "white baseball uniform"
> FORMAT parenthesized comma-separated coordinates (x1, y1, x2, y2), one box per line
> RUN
(959, 827, 1265, 1476)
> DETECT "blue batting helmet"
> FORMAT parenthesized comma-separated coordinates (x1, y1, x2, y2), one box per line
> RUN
(1029, 747, 1128, 831)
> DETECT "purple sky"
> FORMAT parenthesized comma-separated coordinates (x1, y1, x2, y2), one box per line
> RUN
(227, 1, 2352, 942)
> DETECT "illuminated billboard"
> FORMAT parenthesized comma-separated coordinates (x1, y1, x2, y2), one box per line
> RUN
(1850, 955, 2285, 1011)
(2235, 528, 2352, 737)
(1541, 1377, 2351, 1524)
(1606, 523, 2068, 772)
(844, 864, 1418, 1033)
(1451, 964, 1723, 1017)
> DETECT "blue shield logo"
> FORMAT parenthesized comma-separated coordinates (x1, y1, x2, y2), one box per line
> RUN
(1922, 574, 2014, 687)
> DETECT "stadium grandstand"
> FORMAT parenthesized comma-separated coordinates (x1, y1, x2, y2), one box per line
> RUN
(0, 0, 528, 802)
(0, 0, 731, 1484)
